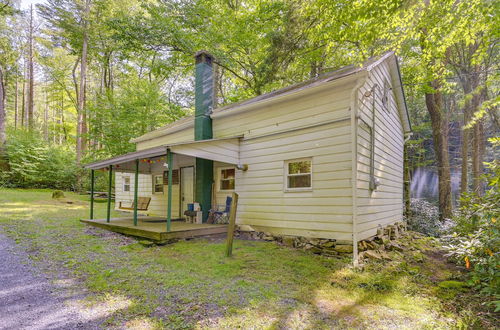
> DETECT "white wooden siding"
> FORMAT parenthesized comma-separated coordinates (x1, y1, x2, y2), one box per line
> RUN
(135, 127, 194, 151)
(235, 120, 353, 242)
(213, 80, 354, 139)
(171, 139, 240, 164)
(115, 173, 152, 213)
(356, 61, 404, 241)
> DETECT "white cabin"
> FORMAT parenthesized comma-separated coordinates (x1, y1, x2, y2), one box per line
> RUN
(86, 51, 411, 248)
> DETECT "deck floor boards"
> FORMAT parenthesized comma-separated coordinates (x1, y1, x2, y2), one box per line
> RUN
(80, 217, 228, 241)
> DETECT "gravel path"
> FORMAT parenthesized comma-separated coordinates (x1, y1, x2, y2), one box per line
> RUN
(0, 232, 102, 330)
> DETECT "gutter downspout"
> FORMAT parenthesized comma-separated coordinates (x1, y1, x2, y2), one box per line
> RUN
(350, 74, 367, 266)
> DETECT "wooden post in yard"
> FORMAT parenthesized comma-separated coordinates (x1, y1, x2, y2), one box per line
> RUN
(90, 169, 95, 219)
(225, 192, 239, 257)
(133, 159, 139, 226)
(166, 149, 173, 232)
(106, 165, 113, 223)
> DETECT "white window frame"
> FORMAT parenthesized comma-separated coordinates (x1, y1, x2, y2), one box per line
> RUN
(217, 167, 236, 192)
(123, 176, 131, 192)
(284, 158, 313, 192)
(153, 174, 164, 194)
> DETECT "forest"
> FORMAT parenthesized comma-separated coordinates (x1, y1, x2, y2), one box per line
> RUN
(0, 0, 499, 325)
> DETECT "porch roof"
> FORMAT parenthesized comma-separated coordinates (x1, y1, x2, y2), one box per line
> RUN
(84, 136, 242, 170)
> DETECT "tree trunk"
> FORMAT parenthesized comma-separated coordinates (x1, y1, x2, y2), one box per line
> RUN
(425, 81, 453, 220)
(471, 89, 485, 195)
(61, 91, 67, 143)
(0, 68, 6, 146)
(0, 67, 8, 170)
(76, 0, 90, 166)
(27, 4, 34, 130)
(21, 59, 26, 127)
(43, 86, 48, 141)
(460, 83, 471, 195)
(14, 77, 18, 129)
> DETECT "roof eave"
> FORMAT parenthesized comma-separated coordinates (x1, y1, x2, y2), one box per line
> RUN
(130, 117, 195, 144)
(211, 72, 364, 120)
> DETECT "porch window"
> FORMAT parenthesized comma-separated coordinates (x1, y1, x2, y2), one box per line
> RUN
(153, 174, 164, 193)
(219, 168, 235, 191)
(285, 158, 312, 191)
(123, 176, 131, 192)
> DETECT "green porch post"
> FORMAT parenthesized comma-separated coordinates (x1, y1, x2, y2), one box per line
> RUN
(166, 149, 173, 232)
(106, 165, 113, 223)
(133, 159, 139, 226)
(90, 169, 95, 219)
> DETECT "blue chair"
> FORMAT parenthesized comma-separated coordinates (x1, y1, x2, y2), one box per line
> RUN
(209, 196, 232, 224)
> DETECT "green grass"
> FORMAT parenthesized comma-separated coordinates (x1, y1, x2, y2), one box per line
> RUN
(0, 188, 490, 329)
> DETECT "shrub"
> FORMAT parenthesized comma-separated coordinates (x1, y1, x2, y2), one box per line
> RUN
(0, 130, 78, 190)
(441, 160, 500, 311)
(405, 198, 442, 236)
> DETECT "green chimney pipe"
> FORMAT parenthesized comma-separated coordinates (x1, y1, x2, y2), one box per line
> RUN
(194, 51, 214, 222)
(194, 51, 214, 140)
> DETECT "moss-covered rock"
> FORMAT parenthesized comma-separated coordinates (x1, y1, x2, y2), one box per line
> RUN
(138, 240, 155, 247)
(52, 190, 65, 199)
(438, 280, 467, 290)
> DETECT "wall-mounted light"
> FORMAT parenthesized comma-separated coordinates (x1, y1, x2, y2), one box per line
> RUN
(236, 164, 248, 171)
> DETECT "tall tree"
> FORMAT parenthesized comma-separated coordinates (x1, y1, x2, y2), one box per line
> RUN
(26, 4, 34, 130)
(76, 0, 90, 165)
(0, 62, 5, 160)
(38, 0, 96, 167)
(0, 0, 17, 168)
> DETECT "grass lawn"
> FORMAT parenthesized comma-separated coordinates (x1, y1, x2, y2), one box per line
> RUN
(0, 188, 494, 329)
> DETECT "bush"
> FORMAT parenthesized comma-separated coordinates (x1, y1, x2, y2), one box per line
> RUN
(441, 160, 500, 311)
(0, 130, 78, 190)
(405, 198, 443, 236)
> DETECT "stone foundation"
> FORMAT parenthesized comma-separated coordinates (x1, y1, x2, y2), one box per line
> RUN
(235, 221, 408, 259)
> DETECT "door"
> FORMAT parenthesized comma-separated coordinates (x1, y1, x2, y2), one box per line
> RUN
(180, 166, 194, 216)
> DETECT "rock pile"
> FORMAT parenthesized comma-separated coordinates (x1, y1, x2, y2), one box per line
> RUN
(236, 221, 408, 259)
(358, 221, 407, 260)
(236, 230, 351, 257)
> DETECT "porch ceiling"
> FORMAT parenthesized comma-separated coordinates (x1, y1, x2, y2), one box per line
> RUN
(83, 136, 242, 170)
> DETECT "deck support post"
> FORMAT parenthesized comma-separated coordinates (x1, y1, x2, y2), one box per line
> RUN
(166, 149, 173, 232)
(225, 192, 239, 257)
(106, 165, 113, 223)
(90, 169, 95, 219)
(133, 159, 139, 226)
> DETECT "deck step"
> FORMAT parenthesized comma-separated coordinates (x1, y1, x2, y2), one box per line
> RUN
(80, 217, 228, 242)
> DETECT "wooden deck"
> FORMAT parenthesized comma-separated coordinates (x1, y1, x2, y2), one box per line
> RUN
(80, 217, 228, 242)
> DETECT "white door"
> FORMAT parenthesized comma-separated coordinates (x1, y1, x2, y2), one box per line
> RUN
(180, 167, 194, 215)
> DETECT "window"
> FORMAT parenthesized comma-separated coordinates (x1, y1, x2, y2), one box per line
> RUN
(285, 159, 312, 190)
(123, 176, 131, 192)
(219, 168, 235, 191)
(153, 175, 164, 193)
(163, 169, 180, 185)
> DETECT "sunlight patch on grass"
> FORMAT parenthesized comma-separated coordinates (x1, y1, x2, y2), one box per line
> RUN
(0, 188, 480, 328)
(76, 293, 134, 320)
(124, 317, 159, 330)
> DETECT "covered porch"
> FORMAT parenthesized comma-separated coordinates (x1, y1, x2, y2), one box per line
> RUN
(81, 217, 228, 242)
(82, 137, 241, 241)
